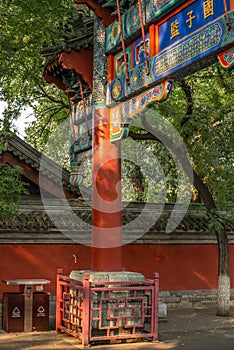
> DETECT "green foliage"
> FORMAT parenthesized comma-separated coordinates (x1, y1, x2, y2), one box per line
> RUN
(0, 164, 28, 220)
(0, 0, 75, 133)
(151, 64, 234, 210)
(0, 129, 14, 152)
(208, 209, 224, 235)
(122, 159, 147, 202)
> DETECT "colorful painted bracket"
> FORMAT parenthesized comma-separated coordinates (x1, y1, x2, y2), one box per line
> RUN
(110, 81, 172, 142)
(105, 0, 186, 53)
(218, 47, 234, 71)
(70, 162, 84, 187)
(72, 96, 93, 126)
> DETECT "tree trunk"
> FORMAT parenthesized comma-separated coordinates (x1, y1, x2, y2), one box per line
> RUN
(129, 164, 146, 202)
(216, 228, 230, 316)
(191, 168, 231, 316)
(181, 158, 231, 317)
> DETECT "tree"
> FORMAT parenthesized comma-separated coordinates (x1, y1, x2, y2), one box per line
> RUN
(0, 130, 29, 220)
(0, 0, 76, 143)
(129, 64, 233, 316)
(0, 163, 29, 220)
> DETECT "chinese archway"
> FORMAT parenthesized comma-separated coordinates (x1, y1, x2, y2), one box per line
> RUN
(42, 0, 233, 345)
(43, 0, 233, 272)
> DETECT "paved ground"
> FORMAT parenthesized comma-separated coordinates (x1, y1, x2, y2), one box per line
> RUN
(0, 304, 233, 350)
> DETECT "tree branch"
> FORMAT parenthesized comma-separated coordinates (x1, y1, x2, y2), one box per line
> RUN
(37, 83, 69, 108)
(128, 130, 160, 142)
(129, 116, 216, 211)
(38, 106, 66, 137)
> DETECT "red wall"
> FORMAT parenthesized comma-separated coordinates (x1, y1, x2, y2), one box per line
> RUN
(0, 244, 233, 296)
(124, 244, 221, 290)
(0, 245, 91, 296)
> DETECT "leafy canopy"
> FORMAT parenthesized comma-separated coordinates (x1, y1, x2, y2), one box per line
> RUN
(0, 0, 76, 132)
(0, 163, 28, 220)
(150, 65, 234, 210)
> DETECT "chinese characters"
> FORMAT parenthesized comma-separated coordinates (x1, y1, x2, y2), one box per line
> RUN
(170, 0, 215, 40)
(203, 0, 214, 19)
(186, 10, 196, 29)
(170, 20, 180, 39)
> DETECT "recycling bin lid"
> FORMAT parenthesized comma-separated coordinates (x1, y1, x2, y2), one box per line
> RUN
(2, 279, 50, 285)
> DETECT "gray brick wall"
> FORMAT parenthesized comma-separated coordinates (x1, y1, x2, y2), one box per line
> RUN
(159, 289, 234, 308)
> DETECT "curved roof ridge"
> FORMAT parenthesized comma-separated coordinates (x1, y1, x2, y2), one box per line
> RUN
(2, 134, 91, 199)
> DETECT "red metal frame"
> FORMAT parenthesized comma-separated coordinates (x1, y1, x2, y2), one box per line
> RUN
(56, 270, 159, 347)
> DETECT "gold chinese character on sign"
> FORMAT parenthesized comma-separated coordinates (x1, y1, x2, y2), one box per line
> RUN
(170, 20, 180, 39)
(186, 10, 196, 28)
(203, 0, 214, 19)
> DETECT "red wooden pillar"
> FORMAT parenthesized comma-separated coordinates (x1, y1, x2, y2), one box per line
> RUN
(92, 106, 122, 271)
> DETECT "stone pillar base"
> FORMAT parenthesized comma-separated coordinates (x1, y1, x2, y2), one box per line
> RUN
(70, 270, 147, 331)
(70, 270, 145, 282)
(69, 271, 165, 323)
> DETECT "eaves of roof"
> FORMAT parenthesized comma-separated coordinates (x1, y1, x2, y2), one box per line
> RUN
(42, 15, 94, 70)
(1, 134, 91, 199)
(74, 0, 138, 22)
(0, 203, 233, 244)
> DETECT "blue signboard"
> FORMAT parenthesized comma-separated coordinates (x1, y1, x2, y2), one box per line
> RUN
(153, 19, 225, 79)
(106, 0, 234, 106)
(159, 0, 230, 51)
